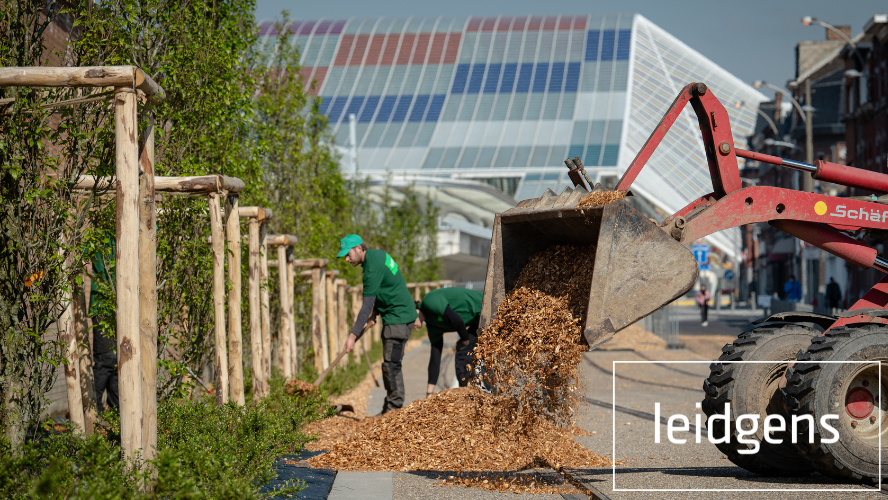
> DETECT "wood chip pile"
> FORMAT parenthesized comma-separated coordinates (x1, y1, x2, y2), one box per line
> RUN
(474, 244, 595, 427)
(577, 189, 627, 207)
(286, 379, 318, 397)
(306, 387, 607, 471)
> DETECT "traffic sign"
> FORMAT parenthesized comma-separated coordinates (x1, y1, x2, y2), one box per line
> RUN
(724, 270, 735, 281)
(692, 243, 710, 265)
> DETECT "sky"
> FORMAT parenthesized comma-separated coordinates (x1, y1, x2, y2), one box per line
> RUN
(253, 0, 886, 101)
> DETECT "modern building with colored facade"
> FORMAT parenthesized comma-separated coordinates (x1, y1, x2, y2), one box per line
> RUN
(259, 14, 766, 261)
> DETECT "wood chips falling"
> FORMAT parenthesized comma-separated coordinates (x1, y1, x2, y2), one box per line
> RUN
(306, 244, 608, 476)
(474, 244, 596, 428)
(577, 189, 627, 207)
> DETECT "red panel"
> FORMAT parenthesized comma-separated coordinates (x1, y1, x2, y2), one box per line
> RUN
(527, 16, 544, 30)
(443, 33, 460, 64)
(335, 33, 461, 66)
(299, 67, 327, 96)
(466, 15, 585, 32)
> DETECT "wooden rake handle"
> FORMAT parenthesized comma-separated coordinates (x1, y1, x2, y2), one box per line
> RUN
(313, 323, 373, 387)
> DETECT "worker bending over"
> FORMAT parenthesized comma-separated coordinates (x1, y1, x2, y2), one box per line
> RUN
(416, 287, 483, 396)
(340, 234, 417, 414)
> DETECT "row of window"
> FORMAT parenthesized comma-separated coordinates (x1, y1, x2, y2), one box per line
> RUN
(320, 94, 448, 123)
(451, 62, 582, 93)
(315, 61, 628, 99)
(420, 144, 620, 170)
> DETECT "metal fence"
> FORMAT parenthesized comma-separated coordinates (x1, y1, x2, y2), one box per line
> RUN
(642, 304, 681, 348)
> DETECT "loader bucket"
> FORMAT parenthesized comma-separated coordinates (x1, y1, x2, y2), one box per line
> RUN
(480, 186, 698, 349)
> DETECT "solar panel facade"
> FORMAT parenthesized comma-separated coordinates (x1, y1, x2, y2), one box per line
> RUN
(259, 13, 767, 258)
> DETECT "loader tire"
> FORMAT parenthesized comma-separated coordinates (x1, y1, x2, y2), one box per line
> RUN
(783, 324, 888, 484)
(702, 323, 818, 476)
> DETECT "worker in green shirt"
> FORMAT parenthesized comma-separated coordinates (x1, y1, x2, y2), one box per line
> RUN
(339, 234, 418, 414)
(415, 287, 483, 395)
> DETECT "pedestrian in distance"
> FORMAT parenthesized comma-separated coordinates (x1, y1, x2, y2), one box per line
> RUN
(826, 277, 842, 310)
(784, 275, 802, 303)
(415, 287, 483, 396)
(697, 284, 711, 327)
(340, 234, 418, 415)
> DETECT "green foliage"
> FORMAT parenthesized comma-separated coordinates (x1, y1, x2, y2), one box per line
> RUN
(0, 383, 327, 499)
(0, 0, 99, 444)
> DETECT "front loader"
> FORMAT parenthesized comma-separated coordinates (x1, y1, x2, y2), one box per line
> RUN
(480, 82, 888, 484)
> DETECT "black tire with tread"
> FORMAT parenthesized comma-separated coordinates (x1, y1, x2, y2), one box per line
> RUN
(782, 324, 888, 484)
(702, 323, 819, 476)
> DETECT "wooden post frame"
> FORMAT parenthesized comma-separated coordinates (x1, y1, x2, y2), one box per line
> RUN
(208, 193, 228, 404)
(239, 207, 273, 400)
(336, 279, 349, 366)
(138, 119, 158, 462)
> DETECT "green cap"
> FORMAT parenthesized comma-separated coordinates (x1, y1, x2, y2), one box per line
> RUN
(337, 234, 363, 258)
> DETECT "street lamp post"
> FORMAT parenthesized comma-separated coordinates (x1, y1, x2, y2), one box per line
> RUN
(734, 101, 779, 135)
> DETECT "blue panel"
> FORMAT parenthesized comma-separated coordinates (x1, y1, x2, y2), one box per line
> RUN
(358, 95, 380, 122)
(532, 63, 549, 93)
(319, 96, 333, 115)
(451, 64, 471, 93)
(467, 64, 485, 93)
(600, 31, 615, 60)
(392, 96, 413, 122)
(426, 95, 446, 121)
(585, 145, 602, 166)
(616, 30, 632, 60)
(516, 63, 534, 92)
(524, 173, 541, 181)
(344, 96, 365, 119)
(548, 62, 565, 92)
(376, 95, 398, 122)
(484, 64, 502, 93)
(499, 63, 517, 92)
(327, 97, 348, 123)
(409, 95, 430, 122)
(567, 145, 585, 160)
(585, 30, 600, 62)
(565, 63, 581, 92)
(602, 144, 620, 165)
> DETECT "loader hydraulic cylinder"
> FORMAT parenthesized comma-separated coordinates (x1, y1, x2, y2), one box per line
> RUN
(769, 219, 888, 273)
(736, 149, 888, 194)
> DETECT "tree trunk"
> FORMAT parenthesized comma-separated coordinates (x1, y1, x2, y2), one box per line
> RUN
(225, 195, 245, 405)
(208, 193, 228, 404)
(61, 293, 85, 434)
(73, 280, 96, 434)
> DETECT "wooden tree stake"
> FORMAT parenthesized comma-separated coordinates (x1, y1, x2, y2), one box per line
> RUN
(225, 195, 245, 405)
(313, 267, 328, 371)
(138, 118, 158, 462)
(114, 86, 142, 460)
(208, 193, 228, 403)
(247, 219, 264, 400)
(325, 270, 338, 368)
(287, 257, 298, 376)
(60, 290, 85, 434)
(277, 245, 292, 378)
(336, 279, 349, 366)
(259, 223, 271, 390)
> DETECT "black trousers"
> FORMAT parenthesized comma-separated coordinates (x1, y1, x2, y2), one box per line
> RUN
(381, 323, 411, 413)
(455, 323, 479, 387)
(700, 302, 708, 323)
(93, 323, 119, 413)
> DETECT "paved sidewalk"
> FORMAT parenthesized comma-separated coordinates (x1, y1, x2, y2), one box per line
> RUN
(328, 472, 393, 500)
